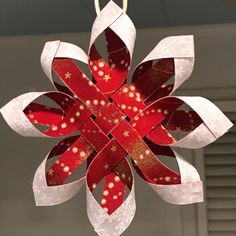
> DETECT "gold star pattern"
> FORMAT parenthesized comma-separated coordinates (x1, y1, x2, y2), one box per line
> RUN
(103, 74, 111, 82)
(104, 163, 109, 170)
(65, 72, 72, 79)
(123, 130, 129, 137)
(48, 168, 54, 176)
(111, 145, 117, 152)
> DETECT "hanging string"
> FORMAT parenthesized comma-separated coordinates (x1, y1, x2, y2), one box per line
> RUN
(94, 0, 128, 14)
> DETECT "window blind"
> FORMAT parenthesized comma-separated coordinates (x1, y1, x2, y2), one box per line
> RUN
(205, 112, 236, 236)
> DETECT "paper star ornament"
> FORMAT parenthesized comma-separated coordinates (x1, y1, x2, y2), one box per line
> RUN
(0, 1, 233, 235)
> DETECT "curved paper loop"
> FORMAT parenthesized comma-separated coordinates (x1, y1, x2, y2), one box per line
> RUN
(141, 35, 194, 60)
(87, 182, 135, 236)
(86, 147, 135, 236)
(175, 151, 200, 183)
(88, 1, 136, 95)
(132, 35, 194, 99)
(41, 40, 60, 87)
(94, 0, 128, 14)
(89, 1, 135, 57)
(169, 96, 233, 148)
(108, 11, 136, 58)
(150, 181, 203, 205)
(0, 91, 72, 137)
(148, 150, 203, 204)
(33, 156, 85, 206)
(41, 40, 88, 89)
(145, 96, 233, 148)
(89, 1, 123, 52)
(33, 135, 94, 206)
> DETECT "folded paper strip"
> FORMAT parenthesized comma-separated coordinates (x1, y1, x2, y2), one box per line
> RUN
(0, 1, 233, 235)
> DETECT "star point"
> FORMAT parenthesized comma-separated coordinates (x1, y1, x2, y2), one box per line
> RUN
(103, 74, 111, 82)
(123, 130, 129, 137)
(111, 145, 117, 152)
(48, 168, 54, 176)
(65, 72, 72, 79)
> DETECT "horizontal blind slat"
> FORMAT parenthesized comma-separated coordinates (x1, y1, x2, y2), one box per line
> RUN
(209, 231, 236, 236)
(206, 166, 236, 176)
(204, 111, 236, 235)
(208, 220, 236, 231)
(205, 143, 236, 155)
(214, 133, 236, 143)
(207, 186, 236, 199)
(206, 176, 236, 187)
(208, 209, 236, 220)
(205, 154, 236, 165)
(208, 198, 236, 209)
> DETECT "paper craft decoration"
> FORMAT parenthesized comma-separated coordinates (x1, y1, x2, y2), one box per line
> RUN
(0, 1, 233, 235)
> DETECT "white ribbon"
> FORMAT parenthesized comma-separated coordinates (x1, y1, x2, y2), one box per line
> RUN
(149, 150, 203, 205)
(41, 41, 88, 89)
(89, 0, 136, 60)
(33, 155, 85, 206)
(86, 158, 136, 236)
(132, 35, 194, 94)
(94, 0, 128, 15)
(0, 91, 71, 137)
(169, 96, 233, 149)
